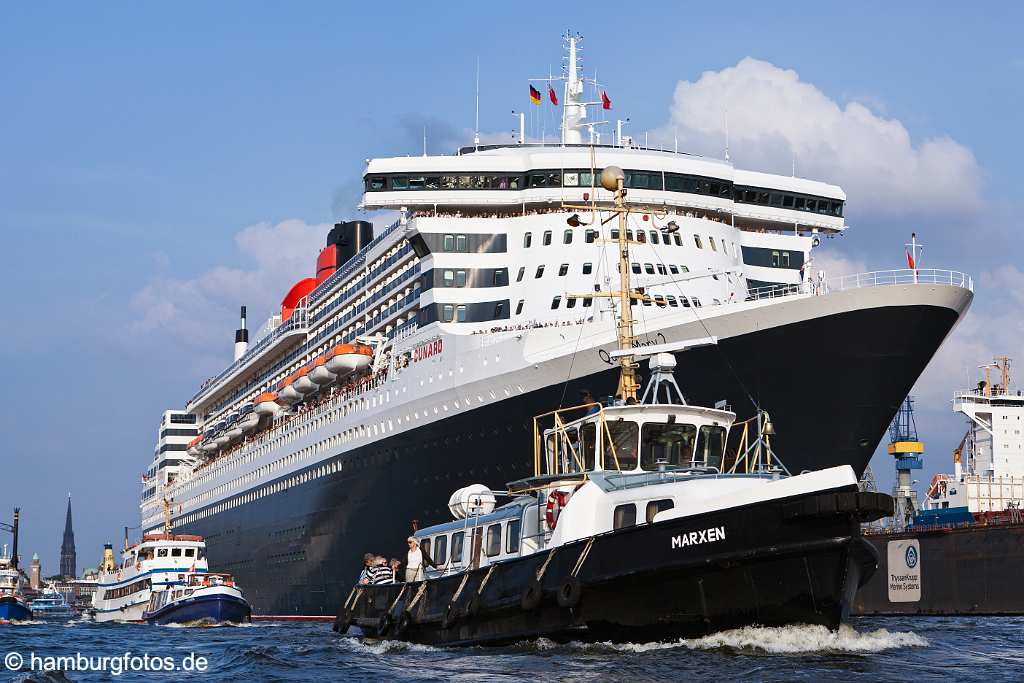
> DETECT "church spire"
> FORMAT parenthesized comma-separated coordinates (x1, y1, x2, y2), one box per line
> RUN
(59, 493, 76, 579)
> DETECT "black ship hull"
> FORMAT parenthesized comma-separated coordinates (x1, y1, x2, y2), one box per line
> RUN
(337, 488, 890, 646)
(176, 302, 959, 617)
(854, 522, 1024, 615)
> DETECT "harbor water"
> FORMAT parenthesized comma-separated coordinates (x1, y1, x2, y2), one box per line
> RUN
(3, 617, 1022, 681)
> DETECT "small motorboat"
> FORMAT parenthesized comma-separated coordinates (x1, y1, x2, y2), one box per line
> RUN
(143, 573, 251, 625)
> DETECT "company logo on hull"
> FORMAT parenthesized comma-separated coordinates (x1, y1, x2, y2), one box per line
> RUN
(413, 337, 443, 363)
(671, 526, 726, 549)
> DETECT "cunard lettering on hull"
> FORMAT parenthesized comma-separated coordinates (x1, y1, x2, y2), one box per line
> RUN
(671, 526, 726, 549)
(413, 337, 443, 363)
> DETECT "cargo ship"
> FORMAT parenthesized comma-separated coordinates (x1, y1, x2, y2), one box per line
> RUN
(139, 34, 973, 617)
(855, 357, 1024, 615)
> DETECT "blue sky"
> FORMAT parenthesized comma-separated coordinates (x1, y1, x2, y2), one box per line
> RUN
(2, 2, 1021, 573)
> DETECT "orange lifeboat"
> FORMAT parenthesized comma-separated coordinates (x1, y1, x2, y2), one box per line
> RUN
(309, 356, 336, 385)
(325, 343, 373, 377)
(254, 392, 281, 416)
(293, 366, 317, 394)
(277, 375, 302, 404)
(187, 435, 203, 458)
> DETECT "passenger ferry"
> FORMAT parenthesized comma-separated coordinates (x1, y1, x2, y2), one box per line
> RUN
(30, 590, 75, 619)
(0, 549, 32, 623)
(140, 33, 973, 617)
(337, 167, 893, 644)
(92, 531, 208, 623)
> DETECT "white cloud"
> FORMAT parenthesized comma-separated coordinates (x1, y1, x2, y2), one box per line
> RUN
(129, 219, 330, 351)
(661, 58, 983, 217)
(807, 248, 868, 279)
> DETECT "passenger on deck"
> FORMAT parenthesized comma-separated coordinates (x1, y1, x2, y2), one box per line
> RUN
(581, 390, 599, 415)
(389, 558, 403, 582)
(358, 553, 375, 585)
(371, 556, 394, 585)
(405, 537, 437, 582)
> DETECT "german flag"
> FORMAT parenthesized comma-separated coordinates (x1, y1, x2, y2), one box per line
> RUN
(529, 85, 542, 105)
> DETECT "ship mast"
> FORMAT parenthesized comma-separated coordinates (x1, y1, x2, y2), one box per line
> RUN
(564, 166, 647, 400)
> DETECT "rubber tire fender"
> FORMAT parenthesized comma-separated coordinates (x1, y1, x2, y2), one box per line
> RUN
(332, 609, 353, 634)
(556, 576, 582, 608)
(520, 578, 543, 612)
(394, 610, 412, 637)
(376, 612, 393, 638)
(441, 602, 460, 629)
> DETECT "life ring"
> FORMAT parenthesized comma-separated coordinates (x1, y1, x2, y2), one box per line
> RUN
(545, 490, 571, 530)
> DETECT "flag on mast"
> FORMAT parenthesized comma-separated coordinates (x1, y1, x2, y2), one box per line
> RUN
(601, 91, 612, 110)
(529, 85, 542, 105)
(548, 84, 558, 105)
(906, 250, 916, 270)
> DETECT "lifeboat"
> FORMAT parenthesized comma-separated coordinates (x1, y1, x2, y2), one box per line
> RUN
(255, 392, 282, 416)
(293, 367, 317, 394)
(277, 376, 302, 404)
(325, 343, 373, 377)
(309, 356, 336, 385)
(187, 435, 203, 458)
(238, 404, 260, 432)
(225, 413, 243, 441)
(212, 421, 231, 448)
(201, 430, 221, 454)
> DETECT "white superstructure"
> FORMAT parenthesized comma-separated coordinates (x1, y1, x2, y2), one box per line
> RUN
(927, 357, 1024, 513)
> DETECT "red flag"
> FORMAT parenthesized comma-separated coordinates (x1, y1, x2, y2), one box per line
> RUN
(529, 85, 542, 105)
(548, 85, 558, 105)
(601, 91, 612, 110)
(906, 250, 916, 270)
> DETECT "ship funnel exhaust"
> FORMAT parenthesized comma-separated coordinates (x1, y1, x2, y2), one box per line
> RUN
(234, 306, 249, 361)
(10, 508, 19, 570)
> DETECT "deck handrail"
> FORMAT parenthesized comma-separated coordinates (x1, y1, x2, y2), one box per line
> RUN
(746, 268, 973, 303)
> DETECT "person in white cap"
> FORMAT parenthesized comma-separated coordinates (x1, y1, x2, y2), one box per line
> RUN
(405, 536, 436, 582)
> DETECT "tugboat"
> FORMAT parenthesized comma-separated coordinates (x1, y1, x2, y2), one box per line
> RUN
(143, 572, 252, 625)
(333, 166, 894, 646)
(0, 550, 32, 623)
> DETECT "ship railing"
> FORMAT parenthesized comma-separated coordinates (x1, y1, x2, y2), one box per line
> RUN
(188, 302, 310, 407)
(745, 268, 973, 303)
(308, 219, 405, 305)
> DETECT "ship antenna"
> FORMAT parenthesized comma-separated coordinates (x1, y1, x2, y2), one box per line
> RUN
(474, 56, 480, 146)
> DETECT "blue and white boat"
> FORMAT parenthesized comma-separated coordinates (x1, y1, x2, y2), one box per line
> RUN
(143, 573, 251, 625)
(0, 551, 32, 622)
(30, 590, 75, 619)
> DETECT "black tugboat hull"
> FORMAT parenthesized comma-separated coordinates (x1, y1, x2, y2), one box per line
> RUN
(339, 487, 890, 646)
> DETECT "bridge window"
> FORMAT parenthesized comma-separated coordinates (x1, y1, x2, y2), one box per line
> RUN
(604, 420, 638, 470)
(582, 297, 592, 308)
(641, 422, 698, 469)
(694, 235, 703, 249)
(709, 237, 717, 252)
(566, 297, 577, 309)
(451, 531, 464, 564)
(673, 234, 682, 247)
(667, 295, 678, 307)
(442, 305, 454, 322)
(551, 296, 561, 309)
(443, 234, 454, 251)
(515, 300, 524, 315)
(516, 267, 525, 282)
(558, 264, 568, 276)
(543, 230, 552, 246)
(456, 235, 467, 252)
(669, 265, 679, 275)
(535, 265, 545, 279)
(494, 301, 505, 318)
(523, 232, 532, 248)
(564, 229, 573, 244)
(456, 305, 467, 322)
(644, 264, 655, 274)
(585, 229, 598, 243)
(637, 231, 646, 243)
(455, 270, 467, 287)
(582, 263, 593, 275)
(631, 262, 641, 274)
(657, 264, 667, 275)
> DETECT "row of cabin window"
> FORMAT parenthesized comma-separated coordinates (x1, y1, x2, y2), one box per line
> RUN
(440, 302, 506, 322)
(101, 578, 151, 600)
(442, 270, 507, 287)
(613, 499, 675, 529)
(421, 518, 522, 566)
(525, 228, 686, 248)
(734, 186, 844, 217)
(551, 293, 702, 310)
(365, 172, 843, 217)
(516, 262, 692, 282)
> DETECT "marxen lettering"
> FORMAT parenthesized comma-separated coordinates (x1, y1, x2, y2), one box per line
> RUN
(670, 526, 726, 549)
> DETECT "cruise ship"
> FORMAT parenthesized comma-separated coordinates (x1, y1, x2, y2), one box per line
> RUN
(140, 35, 974, 616)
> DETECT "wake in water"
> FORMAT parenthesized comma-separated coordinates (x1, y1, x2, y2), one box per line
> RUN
(528, 624, 928, 656)
(334, 636, 442, 655)
(159, 619, 256, 628)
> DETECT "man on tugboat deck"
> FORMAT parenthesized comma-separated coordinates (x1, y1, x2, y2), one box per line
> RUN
(406, 537, 436, 581)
